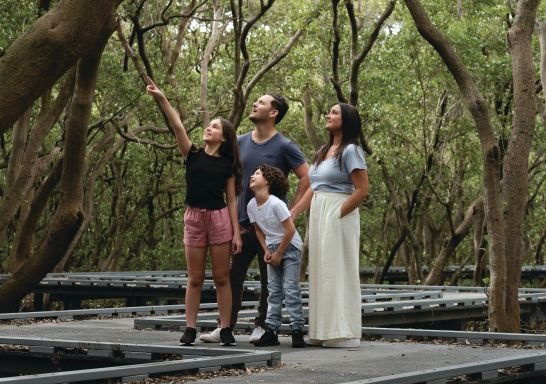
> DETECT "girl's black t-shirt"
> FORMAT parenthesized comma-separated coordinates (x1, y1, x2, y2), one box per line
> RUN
(184, 146, 233, 210)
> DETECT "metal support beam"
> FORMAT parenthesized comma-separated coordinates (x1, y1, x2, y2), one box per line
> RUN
(341, 352, 546, 384)
(0, 336, 280, 384)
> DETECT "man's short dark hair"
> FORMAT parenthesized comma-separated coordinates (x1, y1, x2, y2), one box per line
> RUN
(268, 93, 288, 124)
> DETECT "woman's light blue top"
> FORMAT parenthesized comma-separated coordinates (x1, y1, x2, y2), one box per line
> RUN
(309, 144, 367, 194)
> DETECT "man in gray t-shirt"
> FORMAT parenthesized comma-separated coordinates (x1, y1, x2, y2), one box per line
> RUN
(235, 94, 308, 339)
(200, 93, 309, 343)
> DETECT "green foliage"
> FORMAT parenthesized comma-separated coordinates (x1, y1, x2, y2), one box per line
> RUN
(0, 0, 37, 52)
(1, 0, 545, 281)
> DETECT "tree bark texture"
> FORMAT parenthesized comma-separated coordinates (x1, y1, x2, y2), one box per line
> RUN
(424, 197, 483, 285)
(54, 127, 118, 272)
(330, 0, 346, 103)
(229, 0, 275, 127)
(472, 203, 487, 285)
(10, 161, 63, 273)
(303, 87, 323, 151)
(0, 15, 113, 312)
(0, 0, 122, 135)
(0, 70, 75, 246)
(346, 0, 396, 106)
(6, 110, 31, 189)
(503, 0, 540, 332)
(404, 0, 539, 332)
(200, 0, 225, 127)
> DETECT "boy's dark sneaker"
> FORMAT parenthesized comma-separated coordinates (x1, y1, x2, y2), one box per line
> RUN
(220, 327, 236, 346)
(291, 329, 306, 348)
(179, 327, 197, 346)
(253, 328, 280, 347)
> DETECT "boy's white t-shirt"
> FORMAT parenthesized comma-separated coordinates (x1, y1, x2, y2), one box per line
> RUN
(247, 194, 303, 251)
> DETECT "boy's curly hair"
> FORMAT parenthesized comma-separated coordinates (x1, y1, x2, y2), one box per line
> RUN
(255, 164, 289, 199)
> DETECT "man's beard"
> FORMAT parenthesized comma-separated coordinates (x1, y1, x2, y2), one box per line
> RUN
(249, 114, 260, 123)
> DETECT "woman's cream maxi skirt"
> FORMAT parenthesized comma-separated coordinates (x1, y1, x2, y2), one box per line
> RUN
(308, 192, 361, 341)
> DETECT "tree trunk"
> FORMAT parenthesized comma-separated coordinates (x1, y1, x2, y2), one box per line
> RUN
(228, 1, 311, 129)
(534, 19, 546, 269)
(0, 70, 75, 245)
(346, 0, 396, 106)
(54, 127, 118, 272)
(0, 0, 122, 134)
(6, 147, 62, 271)
(377, 158, 423, 282)
(377, 90, 447, 284)
(199, 0, 224, 127)
(302, 87, 323, 151)
(503, 0, 540, 332)
(229, 0, 275, 128)
(162, 1, 200, 123)
(420, 211, 434, 266)
(536, 19, 546, 103)
(536, 225, 546, 268)
(0, 16, 113, 312)
(6, 109, 31, 188)
(9, 161, 63, 273)
(424, 197, 483, 285)
(403, 0, 537, 333)
(402, 243, 417, 284)
(100, 232, 127, 272)
(472, 202, 487, 285)
(457, 0, 463, 19)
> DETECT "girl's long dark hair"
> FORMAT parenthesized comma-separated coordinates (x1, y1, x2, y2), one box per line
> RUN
(218, 117, 243, 194)
(313, 103, 366, 170)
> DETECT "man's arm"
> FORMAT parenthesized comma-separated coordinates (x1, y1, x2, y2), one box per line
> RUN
(289, 162, 310, 209)
(290, 187, 313, 219)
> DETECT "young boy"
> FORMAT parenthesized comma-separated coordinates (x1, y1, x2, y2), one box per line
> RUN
(247, 164, 306, 348)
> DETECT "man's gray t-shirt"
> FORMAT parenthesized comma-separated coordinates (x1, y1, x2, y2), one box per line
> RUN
(309, 144, 367, 194)
(237, 132, 306, 227)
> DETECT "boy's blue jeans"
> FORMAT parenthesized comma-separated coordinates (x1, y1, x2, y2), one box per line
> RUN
(264, 243, 305, 332)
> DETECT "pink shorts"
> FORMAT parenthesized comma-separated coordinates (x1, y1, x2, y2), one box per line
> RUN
(183, 206, 233, 247)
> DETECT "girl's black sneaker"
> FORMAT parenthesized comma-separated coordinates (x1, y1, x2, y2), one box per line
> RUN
(179, 327, 197, 346)
(220, 327, 236, 346)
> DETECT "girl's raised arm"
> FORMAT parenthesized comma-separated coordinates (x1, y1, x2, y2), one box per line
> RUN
(146, 77, 192, 157)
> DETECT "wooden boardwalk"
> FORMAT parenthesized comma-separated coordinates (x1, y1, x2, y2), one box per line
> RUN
(1, 316, 546, 383)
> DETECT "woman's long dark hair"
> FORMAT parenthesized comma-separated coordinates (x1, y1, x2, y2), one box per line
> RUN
(218, 117, 243, 194)
(313, 103, 366, 170)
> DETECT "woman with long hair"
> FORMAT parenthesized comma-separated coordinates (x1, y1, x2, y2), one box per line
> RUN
(291, 102, 369, 348)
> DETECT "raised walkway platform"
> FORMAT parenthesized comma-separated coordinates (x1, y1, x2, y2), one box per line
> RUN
(2, 286, 546, 382)
(1, 317, 546, 383)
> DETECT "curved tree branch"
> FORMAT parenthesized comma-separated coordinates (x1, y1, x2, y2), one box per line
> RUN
(330, 0, 346, 102)
(347, 0, 396, 105)
(0, 0, 123, 134)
